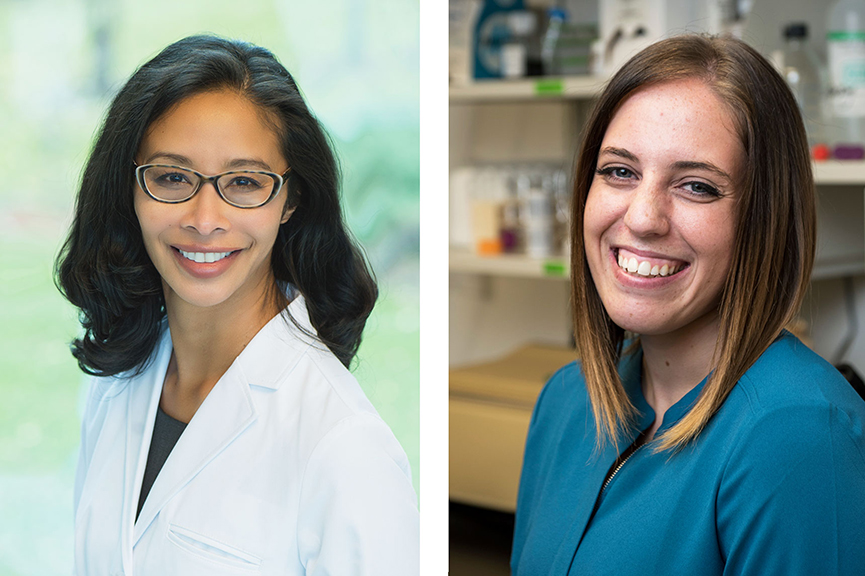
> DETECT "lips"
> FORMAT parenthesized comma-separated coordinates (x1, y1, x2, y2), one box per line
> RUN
(170, 246, 241, 279)
(615, 247, 688, 278)
(177, 249, 234, 263)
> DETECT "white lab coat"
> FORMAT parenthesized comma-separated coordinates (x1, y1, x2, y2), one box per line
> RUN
(73, 295, 419, 575)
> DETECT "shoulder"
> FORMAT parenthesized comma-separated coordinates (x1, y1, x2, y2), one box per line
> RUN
(531, 360, 588, 423)
(716, 335, 865, 572)
(255, 299, 414, 495)
(295, 413, 418, 574)
(302, 412, 414, 489)
(81, 321, 171, 406)
(729, 333, 865, 449)
(519, 359, 592, 486)
(530, 347, 640, 437)
(288, 345, 413, 489)
(737, 333, 859, 409)
(717, 332, 865, 520)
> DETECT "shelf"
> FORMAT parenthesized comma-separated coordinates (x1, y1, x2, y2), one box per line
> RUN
(451, 248, 865, 281)
(812, 255, 865, 280)
(450, 249, 569, 279)
(813, 161, 865, 185)
(449, 76, 607, 103)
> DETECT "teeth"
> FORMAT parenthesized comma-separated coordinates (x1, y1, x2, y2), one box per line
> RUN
(616, 251, 682, 278)
(179, 249, 232, 263)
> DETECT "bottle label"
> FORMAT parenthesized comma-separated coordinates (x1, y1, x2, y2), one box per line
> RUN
(828, 36, 865, 118)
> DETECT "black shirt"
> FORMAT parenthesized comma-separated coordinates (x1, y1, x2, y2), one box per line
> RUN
(136, 405, 187, 520)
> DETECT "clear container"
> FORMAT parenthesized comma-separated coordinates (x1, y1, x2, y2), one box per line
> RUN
(782, 23, 825, 147)
(541, 8, 596, 76)
(518, 170, 554, 258)
(826, 0, 865, 149)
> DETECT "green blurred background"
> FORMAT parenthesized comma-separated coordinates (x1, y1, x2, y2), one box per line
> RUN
(0, 1, 419, 573)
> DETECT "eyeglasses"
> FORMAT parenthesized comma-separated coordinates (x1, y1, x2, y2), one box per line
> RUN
(134, 163, 291, 208)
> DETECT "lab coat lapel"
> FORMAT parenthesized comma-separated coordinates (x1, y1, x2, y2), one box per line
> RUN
(121, 333, 171, 573)
(131, 294, 310, 544)
(132, 360, 257, 543)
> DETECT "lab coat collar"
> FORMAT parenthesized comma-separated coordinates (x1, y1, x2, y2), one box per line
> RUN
(130, 293, 318, 545)
(237, 293, 323, 391)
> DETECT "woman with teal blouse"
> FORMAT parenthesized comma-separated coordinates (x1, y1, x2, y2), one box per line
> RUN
(511, 35, 865, 575)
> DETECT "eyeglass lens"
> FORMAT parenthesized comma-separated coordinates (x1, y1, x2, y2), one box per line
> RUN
(141, 165, 277, 207)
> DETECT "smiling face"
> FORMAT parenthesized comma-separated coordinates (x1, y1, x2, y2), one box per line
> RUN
(134, 89, 291, 312)
(583, 78, 744, 339)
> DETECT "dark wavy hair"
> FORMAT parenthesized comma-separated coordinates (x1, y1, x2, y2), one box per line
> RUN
(55, 34, 377, 375)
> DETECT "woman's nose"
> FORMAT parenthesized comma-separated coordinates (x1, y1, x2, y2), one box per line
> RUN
(622, 180, 670, 237)
(180, 182, 230, 236)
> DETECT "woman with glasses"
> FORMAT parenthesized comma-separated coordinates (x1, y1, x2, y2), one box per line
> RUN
(56, 35, 418, 575)
(511, 35, 865, 575)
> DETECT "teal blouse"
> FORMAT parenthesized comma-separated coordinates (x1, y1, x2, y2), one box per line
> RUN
(511, 333, 865, 575)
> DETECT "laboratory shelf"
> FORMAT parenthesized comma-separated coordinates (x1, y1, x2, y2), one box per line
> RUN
(450, 249, 569, 279)
(812, 255, 865, 280)
(449, 75, 607, 103)
(813, 161, 865, 185)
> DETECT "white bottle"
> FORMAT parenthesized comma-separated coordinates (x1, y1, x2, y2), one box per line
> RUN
(826, 0, 865, 148)
(782, 23, 824, 147)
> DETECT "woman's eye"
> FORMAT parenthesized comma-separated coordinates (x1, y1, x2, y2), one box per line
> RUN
(155, 172, 192, 187)
(683, 181, 721, 198)
(596, 166, 635, 181)
(227, 176, 263, 190)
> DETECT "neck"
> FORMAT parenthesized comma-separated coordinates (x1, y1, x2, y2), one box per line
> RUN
(161, 275, 285, 421)
(639, 310, 721, 438)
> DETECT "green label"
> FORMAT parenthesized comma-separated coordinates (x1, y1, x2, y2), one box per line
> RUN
(535, 79, 564, 96)
(827, 31, 865, 41)
(543, 260, 566, 276)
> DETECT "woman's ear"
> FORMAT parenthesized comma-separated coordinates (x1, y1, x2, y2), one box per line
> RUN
(280, 205, 296, 224)
(281, 187, 300, 224)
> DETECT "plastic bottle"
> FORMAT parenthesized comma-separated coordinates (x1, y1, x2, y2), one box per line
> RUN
(826, 0, 865, 157)
(541, 8, 566, 76)
(501, 11, 537, 78)
(781, 23, 825, 148)
(518, 170, 554, 258)
(541, 7, 596, 77)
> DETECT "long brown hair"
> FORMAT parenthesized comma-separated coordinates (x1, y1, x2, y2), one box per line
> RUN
(571, 35, 815, 452)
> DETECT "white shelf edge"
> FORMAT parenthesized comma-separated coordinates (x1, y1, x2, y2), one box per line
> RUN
(449, 76, 608, 103)
(449, 249, 569, 280)
(813, 161, 865, 185)
(812, 255, 865, 280)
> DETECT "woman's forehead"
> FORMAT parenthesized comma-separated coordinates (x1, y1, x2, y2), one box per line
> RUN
(138, 90, 285, 172)
(600, 79, 745, 181)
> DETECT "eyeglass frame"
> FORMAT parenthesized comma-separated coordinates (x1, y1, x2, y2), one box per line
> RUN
(133, 162, 291, 209)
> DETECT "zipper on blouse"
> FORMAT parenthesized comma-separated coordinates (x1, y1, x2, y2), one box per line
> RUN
(568, 432, 650, 575)
(585, 431, 648, 527)
(600, 440, 644, 494)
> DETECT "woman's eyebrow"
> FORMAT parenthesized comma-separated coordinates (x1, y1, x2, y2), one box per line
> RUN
(146, 152, 192, 166)
(599, 146, 639, 162)
(144, 153, 272, 171)
(671, 160, 733, 182)
(224, 158, 273, 171)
